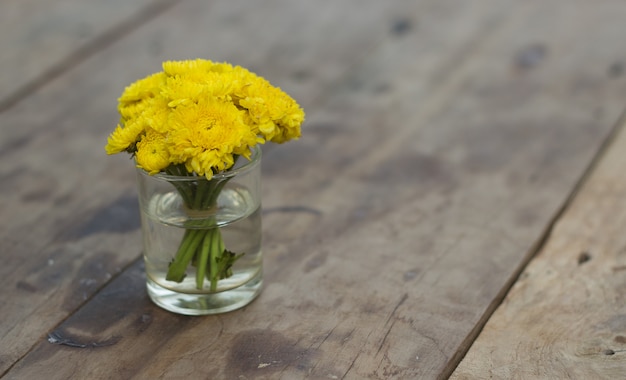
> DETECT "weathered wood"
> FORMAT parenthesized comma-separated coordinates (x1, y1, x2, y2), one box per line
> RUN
(0, 0, 174, 111)
(2, 0, 626, 379)
(450, 114, 626, 379)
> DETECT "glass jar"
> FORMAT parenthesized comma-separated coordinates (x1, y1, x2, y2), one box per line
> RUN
(136, 147, 262, 315)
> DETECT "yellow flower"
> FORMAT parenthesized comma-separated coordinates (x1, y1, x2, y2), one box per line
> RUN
(168, 96, 258, 178)
(238, 78, 304, 143)
(162, 59, 220, 76)
(105, 121, 145, 154)
(118, 72, 165, 106)
(162, 73, 233, 107)
(274, 102, 305, 143)
(135, 129, 170, 175)
(139, 96, 170, 133)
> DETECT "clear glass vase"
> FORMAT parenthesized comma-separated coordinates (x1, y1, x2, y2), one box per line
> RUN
(136, 147, 262, 315)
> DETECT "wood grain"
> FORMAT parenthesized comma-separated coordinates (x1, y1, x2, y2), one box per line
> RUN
(0, 0, 175, 112)
(2, 0, 626, 379)
(450, 115, 626, 379)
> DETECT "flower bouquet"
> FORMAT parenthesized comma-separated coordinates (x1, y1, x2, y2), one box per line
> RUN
(105, 59, 303, 312)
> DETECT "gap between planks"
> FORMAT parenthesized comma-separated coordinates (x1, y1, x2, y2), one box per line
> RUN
(0, 256, 141, 379)
(440, 107, 626, 380)
(0, 0, 179, 115)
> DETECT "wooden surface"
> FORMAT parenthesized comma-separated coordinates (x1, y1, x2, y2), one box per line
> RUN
(1, 1, 625, 379)
(451, 113, 626, 379)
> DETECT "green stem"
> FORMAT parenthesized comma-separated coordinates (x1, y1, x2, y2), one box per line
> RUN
(194, 179, 208, 209)
(203, 179, 228, 209)
(195, 230, 212, 289)
(163, 161, 244, 289)
(166, 229, 204, 282)
(165, 165, 194, 206)
(209, 228, 221, 292)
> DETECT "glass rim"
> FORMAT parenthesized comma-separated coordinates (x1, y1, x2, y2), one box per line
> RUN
(137, 145, 261, 182)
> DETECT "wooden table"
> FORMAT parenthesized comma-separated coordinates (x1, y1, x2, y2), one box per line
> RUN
(2, 1, 626, 378)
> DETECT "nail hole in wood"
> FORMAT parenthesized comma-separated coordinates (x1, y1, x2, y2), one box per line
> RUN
(603, 349, 615, 355)
(515, 44, 547, 69)
(608, 62, 624, 78)
(577, 251, 591, 265)
(391, 19, 412, 36)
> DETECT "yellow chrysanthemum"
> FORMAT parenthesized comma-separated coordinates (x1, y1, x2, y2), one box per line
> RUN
(237, 79, 304, 143)
(105, 124, 131, 155)
(105, 121, 145, 154)
(168, 96, 257, 178)
(162, 59, 221, 77)
(139, 96, 170, 133)
(161, 73, 233, 108)
(135, 129, 170, 175)
(118, 99, 147, 122)
(118, 72, 165, 106)
(274, 103, 305, 143)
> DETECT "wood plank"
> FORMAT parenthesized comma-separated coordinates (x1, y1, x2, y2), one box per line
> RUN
(450, 115, 626, 378)
(0, 0, 175, 112)
(3, 0, 626, 379)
